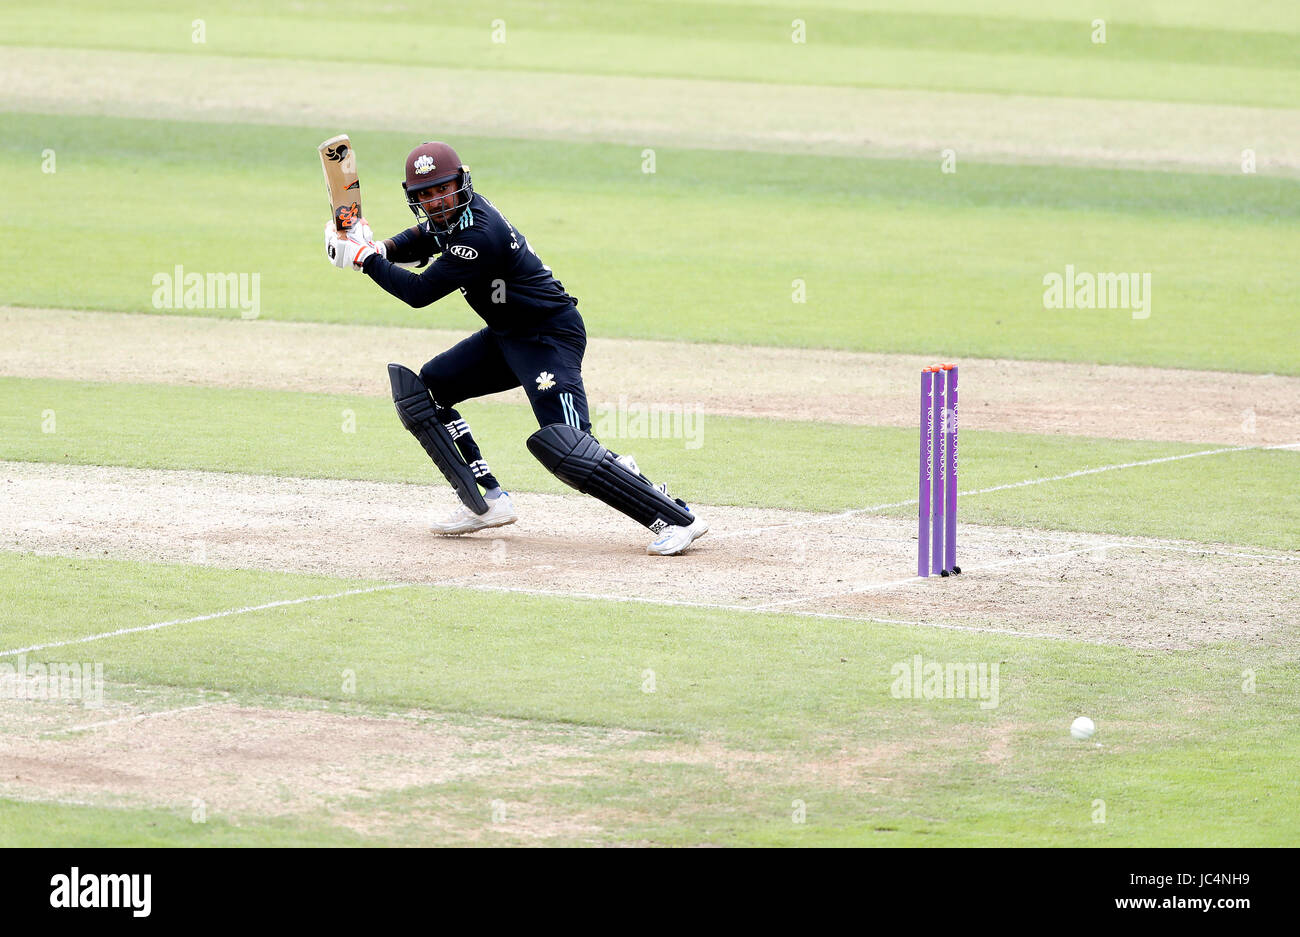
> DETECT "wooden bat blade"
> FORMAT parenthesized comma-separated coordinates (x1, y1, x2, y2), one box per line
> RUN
(319, 134, 361, 232)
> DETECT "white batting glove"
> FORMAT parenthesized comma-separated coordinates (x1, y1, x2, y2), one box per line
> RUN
(356, 219, 386, 260)
(347, 217, 376, 244)
(324, 221, 384, 271)
(357, 219, 386, 258)
(351, 218, 388, 259)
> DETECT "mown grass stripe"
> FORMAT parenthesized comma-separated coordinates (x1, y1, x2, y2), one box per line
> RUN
(6, 115, 1299, 373)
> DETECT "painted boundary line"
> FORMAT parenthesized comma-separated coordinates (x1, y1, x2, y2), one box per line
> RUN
(713, 440, 1300, 540)
(0, 584, 408, 658)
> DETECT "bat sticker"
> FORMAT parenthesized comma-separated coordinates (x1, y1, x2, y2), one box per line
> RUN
(335, 203, 360, 229)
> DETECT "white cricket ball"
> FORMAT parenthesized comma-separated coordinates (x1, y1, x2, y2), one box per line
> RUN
(1070, 716, 1096, 740)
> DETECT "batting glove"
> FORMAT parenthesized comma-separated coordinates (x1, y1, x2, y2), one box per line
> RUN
(324, 221, 385, 271)
(349, 218, 386, 262)
(347, 217, 376, 243)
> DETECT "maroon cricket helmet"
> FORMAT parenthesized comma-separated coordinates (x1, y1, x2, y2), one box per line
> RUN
(401, 141, 473, 235)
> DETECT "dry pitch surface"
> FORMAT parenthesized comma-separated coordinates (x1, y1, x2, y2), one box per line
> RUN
(4, 461, 1296, 652)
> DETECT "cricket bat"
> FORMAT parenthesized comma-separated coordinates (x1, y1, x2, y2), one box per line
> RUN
(319, 134, 361, 233)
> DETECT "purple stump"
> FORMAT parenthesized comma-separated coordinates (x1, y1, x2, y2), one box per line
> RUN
(944, 366, 959, 574)
(918, 369, 933, 577)
(931, 371, 945, 575)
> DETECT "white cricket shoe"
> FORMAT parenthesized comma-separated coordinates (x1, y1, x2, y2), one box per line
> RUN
(431, 492, 517, 535)
(647, 514, 709, 556)
(619, 454, 705, 554)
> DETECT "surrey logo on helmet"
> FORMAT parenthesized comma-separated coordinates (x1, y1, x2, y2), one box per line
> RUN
(413, 154, 435, 175)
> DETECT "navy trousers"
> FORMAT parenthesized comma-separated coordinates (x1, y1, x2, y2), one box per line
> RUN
(420, 305, 591, 433)
(417, 306, 591, 493)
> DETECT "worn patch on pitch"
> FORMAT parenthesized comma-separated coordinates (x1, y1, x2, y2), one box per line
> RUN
(0, 691, 647, 825)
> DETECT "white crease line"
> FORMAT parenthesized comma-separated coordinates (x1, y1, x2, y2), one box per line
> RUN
(955, 543, 1124, 574)
(751, 544, 1119, 610)
(0, 794, 102, 808)
(0, 584, 408, 657)
(721, 523, 1298, 562)
(714, 440, 1300, 540)
(928, 529, 1299, 562)
(45, 703, 214, 736)
(710, 498, 916, 540)
(751, 572, 934, 608)
(1120, 544, 1300, 563)
(424, 580, 1095, 643)
(427, 580, 754, 613)
(837, 615, 1087, 644)
(0, 571, 1113, 672)
(962, 441, 1300, 499)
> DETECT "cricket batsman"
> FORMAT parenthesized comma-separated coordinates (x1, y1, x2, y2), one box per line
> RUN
(323, 141, 708, 556)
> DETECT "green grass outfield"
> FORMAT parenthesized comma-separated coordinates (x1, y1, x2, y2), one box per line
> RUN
(7, 114, 1300, 373)
(3, 0, 1297, 106)
(2, 377, 1297, 550)
(0, 553, 1294, 846)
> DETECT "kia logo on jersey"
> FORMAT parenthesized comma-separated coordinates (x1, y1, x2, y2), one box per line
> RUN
(448, 245, 478, 260)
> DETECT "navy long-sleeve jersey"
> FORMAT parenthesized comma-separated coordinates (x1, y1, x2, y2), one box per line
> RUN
(361, 192, 576, 333)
